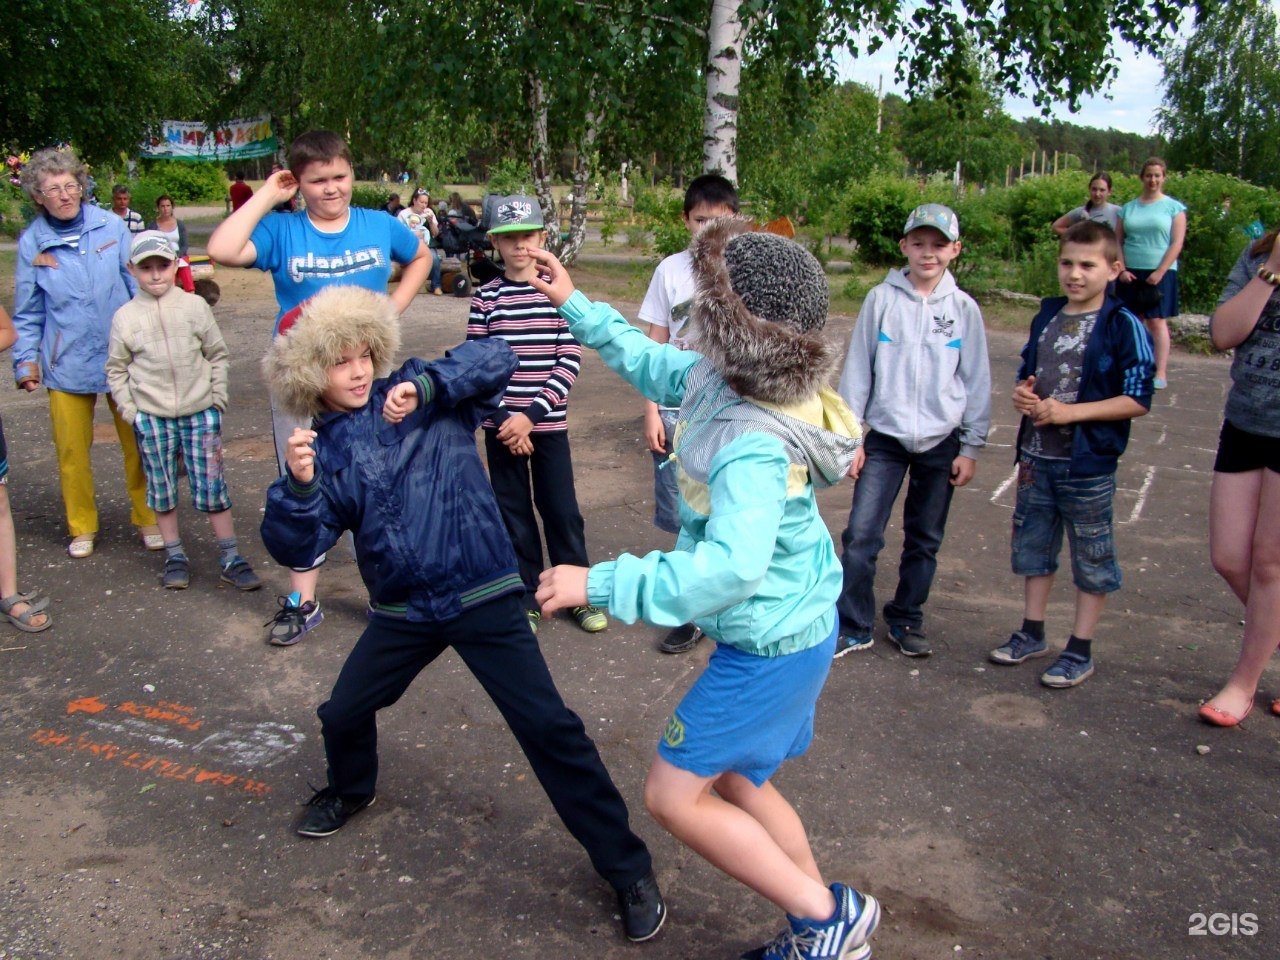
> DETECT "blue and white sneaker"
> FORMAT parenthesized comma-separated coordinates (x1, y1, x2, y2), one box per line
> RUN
(743, 883, 880, 960)
(834, 632, 874, 658)
(989, 630, 1049, 665)
(1040, 651, 1095, 688)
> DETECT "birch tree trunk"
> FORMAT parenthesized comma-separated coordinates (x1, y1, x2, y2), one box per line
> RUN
(560, 99, 601, 265)
(528, 73, 561, 255)
(703, 0, 747, 183)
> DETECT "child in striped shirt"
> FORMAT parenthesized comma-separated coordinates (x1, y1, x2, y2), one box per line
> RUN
(466, 195, 608, 636)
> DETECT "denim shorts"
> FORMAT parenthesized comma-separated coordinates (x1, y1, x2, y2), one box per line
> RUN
(651, 408, 680, 535)
(1010, 455, 1121, 594)
(657, 623, 836, 787)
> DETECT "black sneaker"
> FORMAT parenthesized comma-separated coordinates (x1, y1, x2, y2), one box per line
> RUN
(616, 870, 666, 941)
(887, 624, 931, 657)
(296, 786, 375, 838)
(161, 555, 190, 590)
(658, 623, 703, 654)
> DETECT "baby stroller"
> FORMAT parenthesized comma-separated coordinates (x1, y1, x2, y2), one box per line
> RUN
(437, 193, 503, 296)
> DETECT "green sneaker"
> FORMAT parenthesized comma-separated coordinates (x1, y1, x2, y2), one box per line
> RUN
(572, 605, 608, 633)
(527, 609, 542, 635)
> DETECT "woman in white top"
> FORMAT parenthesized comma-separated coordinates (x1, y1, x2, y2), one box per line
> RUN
(397, 189, 444, 295)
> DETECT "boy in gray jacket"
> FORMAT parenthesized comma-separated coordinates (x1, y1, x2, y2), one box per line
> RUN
(106, 232, 261, 592)
(834, 204, 991, 657)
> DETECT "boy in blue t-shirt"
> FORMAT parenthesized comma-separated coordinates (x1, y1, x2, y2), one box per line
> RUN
(990, 220, 1154, 688)
(207, 131, 430, 647)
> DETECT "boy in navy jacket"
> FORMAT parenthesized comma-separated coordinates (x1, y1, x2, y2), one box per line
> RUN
(989, 220, 1154, 688)
(259, 285, 664, 942)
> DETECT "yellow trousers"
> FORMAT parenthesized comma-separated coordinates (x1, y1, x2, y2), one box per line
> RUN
(46, 389, 155, 538)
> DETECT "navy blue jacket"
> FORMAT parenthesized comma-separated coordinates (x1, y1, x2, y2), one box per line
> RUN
(1016, 295, 1155, 476)
(261, 339, 523, 622)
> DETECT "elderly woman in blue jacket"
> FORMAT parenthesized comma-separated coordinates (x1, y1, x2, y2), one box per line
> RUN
(12, 147, 159, 559)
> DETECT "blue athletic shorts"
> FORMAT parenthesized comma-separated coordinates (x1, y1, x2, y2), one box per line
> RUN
(657, 624, 836, 786)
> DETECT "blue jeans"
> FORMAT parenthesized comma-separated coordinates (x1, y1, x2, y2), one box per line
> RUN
(1010, 455, 1121, 594)
(429, 248, 443, 290)
(837, 430, 960, 636)
(651, 408, 680, 534)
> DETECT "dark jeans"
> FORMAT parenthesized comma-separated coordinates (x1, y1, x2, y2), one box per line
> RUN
(837, 430, 960, 635)
(485, 429, 589, 609)
(316, 594, 652, 889)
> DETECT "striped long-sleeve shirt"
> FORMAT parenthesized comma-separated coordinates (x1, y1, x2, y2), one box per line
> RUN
(466, 276, 582, 432)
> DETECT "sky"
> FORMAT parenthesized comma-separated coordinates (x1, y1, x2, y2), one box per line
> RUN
(838, 42, 1168, 136)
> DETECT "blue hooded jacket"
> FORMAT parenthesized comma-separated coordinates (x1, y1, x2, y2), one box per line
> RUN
(13, 205, 136, 393)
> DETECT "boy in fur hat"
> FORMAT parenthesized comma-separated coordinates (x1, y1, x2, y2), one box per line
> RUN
(530, 220, 880, 960)
(259, 285, 666, 942)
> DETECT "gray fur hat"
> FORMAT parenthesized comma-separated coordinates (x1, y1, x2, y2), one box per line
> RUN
(262, 285, 401, 419)
(689, 218, 836, 404)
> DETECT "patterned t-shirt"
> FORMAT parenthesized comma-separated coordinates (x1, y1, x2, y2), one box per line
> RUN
(1021, 309, 1098, 460)
(1216, 245, 1280, 438)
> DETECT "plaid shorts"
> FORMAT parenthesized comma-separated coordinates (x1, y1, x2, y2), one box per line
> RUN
(134, 408, 231, 514)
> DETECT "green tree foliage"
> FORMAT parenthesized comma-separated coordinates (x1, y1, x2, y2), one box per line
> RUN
(738, 68, 897, 226)
(899, 59, 1031, 185)
(1158, 0, 1280, 188)
(1, 0, 215, 164)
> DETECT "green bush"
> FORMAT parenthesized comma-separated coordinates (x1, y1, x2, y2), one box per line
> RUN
(1016, 236, 1062, 299)
(485, 158, 533, 197)
(351, 184, 396, 210)
(1163, 170, 1280, 312)
(1004, 171, 1093, 252)
(133, 160, 230, 206)
(632, 181, 687, 259)
(840, 174, 927, 267)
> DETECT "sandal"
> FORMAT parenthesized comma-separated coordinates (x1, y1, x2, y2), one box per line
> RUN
(67, 535, 96, 559)
(1, 592, 53, 633)
(138, 524, 165, 551)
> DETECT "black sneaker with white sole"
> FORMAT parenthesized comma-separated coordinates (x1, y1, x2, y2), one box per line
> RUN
(616, 870, 666, 941)
(658, 623, 703, 654)
(295, 786, 375, 837)
(887, 624, 932, 657)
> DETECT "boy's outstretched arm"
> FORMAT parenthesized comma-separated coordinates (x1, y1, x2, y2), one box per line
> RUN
(527, 248, 696, 408)
(207, 169, 298, 266)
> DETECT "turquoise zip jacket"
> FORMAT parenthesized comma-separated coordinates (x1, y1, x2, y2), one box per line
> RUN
(560, 290, 861, 657)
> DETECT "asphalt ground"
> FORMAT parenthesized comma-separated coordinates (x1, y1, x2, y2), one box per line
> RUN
(0, 277, 1276, 960)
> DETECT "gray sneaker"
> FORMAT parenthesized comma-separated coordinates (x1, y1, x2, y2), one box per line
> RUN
(887, 624, 931, 657)
(989, 630, 1049, 664)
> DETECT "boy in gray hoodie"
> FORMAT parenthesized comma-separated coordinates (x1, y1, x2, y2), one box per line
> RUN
(834, 204, 991, 657)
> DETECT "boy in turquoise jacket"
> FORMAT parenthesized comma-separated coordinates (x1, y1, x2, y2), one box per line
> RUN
(532, 220, 880, 960)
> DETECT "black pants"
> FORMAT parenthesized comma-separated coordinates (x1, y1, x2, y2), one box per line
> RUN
(316, 593, 651, 889)
(485, 429, 589, 608)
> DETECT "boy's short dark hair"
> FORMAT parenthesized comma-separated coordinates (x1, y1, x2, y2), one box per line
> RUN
(1061, 220, 1119, 263)
(684, 174, 739, 215)
(289, 131, 354, 177)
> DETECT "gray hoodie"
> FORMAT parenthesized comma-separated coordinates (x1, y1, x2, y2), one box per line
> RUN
(838, 267, 991, 457)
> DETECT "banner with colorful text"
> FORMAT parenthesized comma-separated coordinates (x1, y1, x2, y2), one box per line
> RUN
(140, 118, 277, 162)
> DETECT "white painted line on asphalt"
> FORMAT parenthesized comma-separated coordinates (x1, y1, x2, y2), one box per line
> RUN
(1127, 465, 1156, 524)
(991, 467, 1018, 503)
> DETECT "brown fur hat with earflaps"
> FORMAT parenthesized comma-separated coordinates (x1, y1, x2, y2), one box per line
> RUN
(262, 285, 401, 420)
(688, 217, 838, 405)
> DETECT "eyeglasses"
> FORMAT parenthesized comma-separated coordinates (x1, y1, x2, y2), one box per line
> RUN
(38, 182, 83, 199)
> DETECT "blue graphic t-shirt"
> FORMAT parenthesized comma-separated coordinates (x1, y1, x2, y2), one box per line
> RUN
(251, 207, 420, 332)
